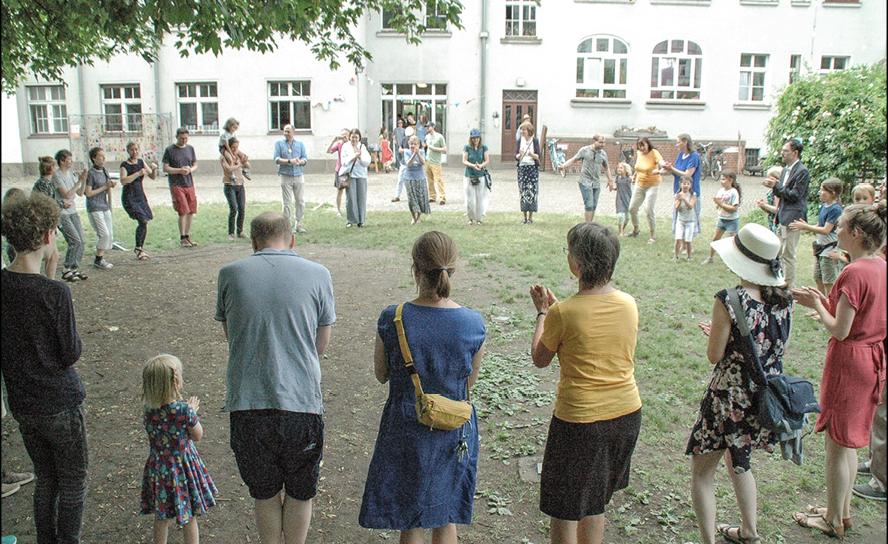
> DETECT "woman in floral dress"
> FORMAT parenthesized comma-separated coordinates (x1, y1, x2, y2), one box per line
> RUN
(687, 223, 793, 544)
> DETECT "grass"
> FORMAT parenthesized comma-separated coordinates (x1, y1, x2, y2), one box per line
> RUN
(60, 201, 884, 542)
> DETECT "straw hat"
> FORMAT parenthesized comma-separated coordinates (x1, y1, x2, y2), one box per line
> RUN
(711, 223, 785, 286)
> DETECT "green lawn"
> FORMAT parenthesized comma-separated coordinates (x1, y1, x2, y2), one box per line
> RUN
(64, 202, 884, 542)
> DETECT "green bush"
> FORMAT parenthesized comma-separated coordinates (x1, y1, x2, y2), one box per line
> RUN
(765, 62, 887, 204)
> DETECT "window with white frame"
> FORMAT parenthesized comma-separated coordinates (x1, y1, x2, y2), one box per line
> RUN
(505, 0, 537, 37)
(738, 54, 768, 102)
(575, 36, 629, 99)
(820, 56, 849, 73)
(380, 2, 447, 31)
(101, 84, 142, 132)
(789, 54, 802, 84)
(176, 82, 218, 133)
(27, 85, 68, 135)
(425, 0, 448, 30)
(268, 81, 311, 131)
(650, 39, 702, 100)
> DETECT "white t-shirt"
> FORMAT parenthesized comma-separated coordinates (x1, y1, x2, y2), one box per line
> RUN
(715, 187, 740, 220)
(518, 137, 536, 165)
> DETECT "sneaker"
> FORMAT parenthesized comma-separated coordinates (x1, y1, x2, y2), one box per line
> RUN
(346, 223, 353, 228)
(237, 233, 246, 239)
(628, 230, 640, 238)
(858, 461, 871, 475)
(1, 483, 20, 499)
(852, 482, 886, 501)
(295, 225, 308, 234)
(671, 256, 679, 262)
(701, 257, 713, 265)
(2, 472, 34, 487)
(439, 200, 446, 206)
(391, 197, 400, 203)
(228, 234, 235, 241)
(93, 259, 113, 270)
(647, 238, 656, 244)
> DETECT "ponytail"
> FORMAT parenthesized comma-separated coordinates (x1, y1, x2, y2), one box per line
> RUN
(430, 268, 454, 299)
(411, 231, 458, 300)
(844, 201, 888, 252)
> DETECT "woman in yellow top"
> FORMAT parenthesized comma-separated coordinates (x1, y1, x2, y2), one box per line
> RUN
(530, 222, 642, 544)
(628, 137, 664, 243)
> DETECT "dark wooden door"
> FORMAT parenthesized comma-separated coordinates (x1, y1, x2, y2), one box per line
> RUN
(501, 90, 538, 161)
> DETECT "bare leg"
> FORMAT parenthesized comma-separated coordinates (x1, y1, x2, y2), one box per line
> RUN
(685, 241, 693, 259)
(183, 517, 199, 544)
(255, 492, 284, 544)
(825, 433, 853, 529)
(431, 524, 458, 544)
(153, 518, 172, 544)
(674, 239, 682, 259)
(178, 214, 187, 237)
(585, 211, 594, 223)
(549, 517, 578, 544)
(725, 450, 758, 541)
(400, 528, 424, 544)
(44, 247, 60, 279)
(576, 514, 605, 544)
(282, 496, 312, 544)
(709, 230, 725, 258)
(690, 450, 723, 544)
(336, 188, 345, 215)
(182, 214, 194, 238)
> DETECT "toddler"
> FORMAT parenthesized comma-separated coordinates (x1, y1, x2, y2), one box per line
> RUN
(614, 162, 633, 236)
(140, 354, 217, 544)
(702, 171, 741, 264)
(673, 176, 697, 261)
(826, 183, 875, 267)
(755, 165, 783, 233)
(219, 118, 250, 180)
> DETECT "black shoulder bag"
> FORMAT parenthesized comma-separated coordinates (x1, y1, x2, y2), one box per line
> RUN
(725, 288, 820, 433)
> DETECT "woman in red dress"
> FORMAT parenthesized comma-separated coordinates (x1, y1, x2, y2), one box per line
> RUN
(791, 201, 887, 539)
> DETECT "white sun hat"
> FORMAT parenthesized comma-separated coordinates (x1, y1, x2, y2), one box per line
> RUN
(711, 223, 785, 287)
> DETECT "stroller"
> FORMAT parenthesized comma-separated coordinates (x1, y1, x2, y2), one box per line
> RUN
(546, 137, 567, 177)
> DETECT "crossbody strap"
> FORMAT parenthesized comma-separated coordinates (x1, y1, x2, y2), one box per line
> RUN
(394, 303, 426, 398)
(726, 288, 768, 386)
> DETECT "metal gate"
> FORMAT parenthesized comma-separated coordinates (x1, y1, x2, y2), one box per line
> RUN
(67, 113, 174, 168)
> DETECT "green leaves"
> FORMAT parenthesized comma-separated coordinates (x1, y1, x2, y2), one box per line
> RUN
(1, 0, 465, 94)
(765, 62, 887, 202)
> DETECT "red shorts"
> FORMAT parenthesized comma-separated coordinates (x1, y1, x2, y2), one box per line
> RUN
(170, 185, 198, 216)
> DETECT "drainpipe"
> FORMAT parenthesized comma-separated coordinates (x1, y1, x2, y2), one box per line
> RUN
(153, 42, 162, 118)
(479, 0, 488, 138)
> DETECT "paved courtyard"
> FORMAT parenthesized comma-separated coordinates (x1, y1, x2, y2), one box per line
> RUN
(4, 167, 769, 218)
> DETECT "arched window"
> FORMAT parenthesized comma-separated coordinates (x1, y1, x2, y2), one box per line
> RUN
(576, 36, 629, 99)
(650, 39, 702, 100)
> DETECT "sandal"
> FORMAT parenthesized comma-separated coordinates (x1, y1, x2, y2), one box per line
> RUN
(716, 524, 761, 543)
(186, 237, 198, 246)
(805, 506, 852, 530)
(61, 270, 80, 282)
(73, 270, 88, 280)
(134, 248, 151, 260)
(180, 238, 193, 248)
(793, 512, 845, 539)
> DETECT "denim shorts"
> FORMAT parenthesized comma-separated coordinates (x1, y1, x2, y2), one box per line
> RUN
(716, 217, 740, 233)
(578, 183, 601, 212)
(230, 410, 324, 500)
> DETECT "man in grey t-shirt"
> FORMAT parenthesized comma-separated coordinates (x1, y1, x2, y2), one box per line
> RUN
(215, 211, 335, 543)
(560, 134, 614, 222)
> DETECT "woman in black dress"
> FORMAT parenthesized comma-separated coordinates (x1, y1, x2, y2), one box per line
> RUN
(120, 142, 158, 260)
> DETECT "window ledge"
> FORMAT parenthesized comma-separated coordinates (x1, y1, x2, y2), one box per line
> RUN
(791, 0, 811, 5)
(28, 133, 69, 139)
(500, 36, 542, 45)
(267, 130, 313, 136)
(649, 0, 710, 5)
(574, 0, 634, 3)
(733, 102, 771, 110)
(646, 100, 706, 110)
(376, 30, 452, 38)
(822, 2, 861, 8)
(570, 98, 631, 109)
(739, 0, 778, 5)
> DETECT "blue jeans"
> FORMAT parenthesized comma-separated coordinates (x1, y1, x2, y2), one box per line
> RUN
(223, 184, 246, 236)
(16, 406, 89, 544)
(578, 183, 601, 212)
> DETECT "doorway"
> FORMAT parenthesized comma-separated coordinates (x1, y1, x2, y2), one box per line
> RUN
(501, 90, 538, 161)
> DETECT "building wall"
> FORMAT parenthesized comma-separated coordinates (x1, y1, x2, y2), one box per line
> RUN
(2, 0, 884, 173)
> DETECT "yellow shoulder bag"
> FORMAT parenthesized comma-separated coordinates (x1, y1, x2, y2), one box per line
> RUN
(393, 303, 472, 431)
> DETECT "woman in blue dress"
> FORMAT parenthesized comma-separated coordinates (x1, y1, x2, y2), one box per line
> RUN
(360, 231, 486, 543)
(120, 141, 157, 260)
(663, 133, 702, 235)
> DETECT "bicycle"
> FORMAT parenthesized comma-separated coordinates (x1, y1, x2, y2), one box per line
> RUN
(696, 142, 724, 181)
(546, 137, 567, 177)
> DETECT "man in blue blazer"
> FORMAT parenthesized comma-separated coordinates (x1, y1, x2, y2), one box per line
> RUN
(763, 138, 810, 287)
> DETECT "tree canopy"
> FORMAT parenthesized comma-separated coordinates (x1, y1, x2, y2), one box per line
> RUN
(765, 62, 887, 201)
(0, 0, 465, 94)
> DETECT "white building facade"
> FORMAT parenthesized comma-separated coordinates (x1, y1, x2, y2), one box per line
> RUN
(3, 0, 884, 175)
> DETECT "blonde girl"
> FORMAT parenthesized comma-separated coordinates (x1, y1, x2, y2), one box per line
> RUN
(614, 162, 633, 235)
(219, 118, 250, 180)
(140, 354, 217, 544)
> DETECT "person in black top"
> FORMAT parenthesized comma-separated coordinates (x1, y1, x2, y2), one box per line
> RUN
(1, 192, 88, 544)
